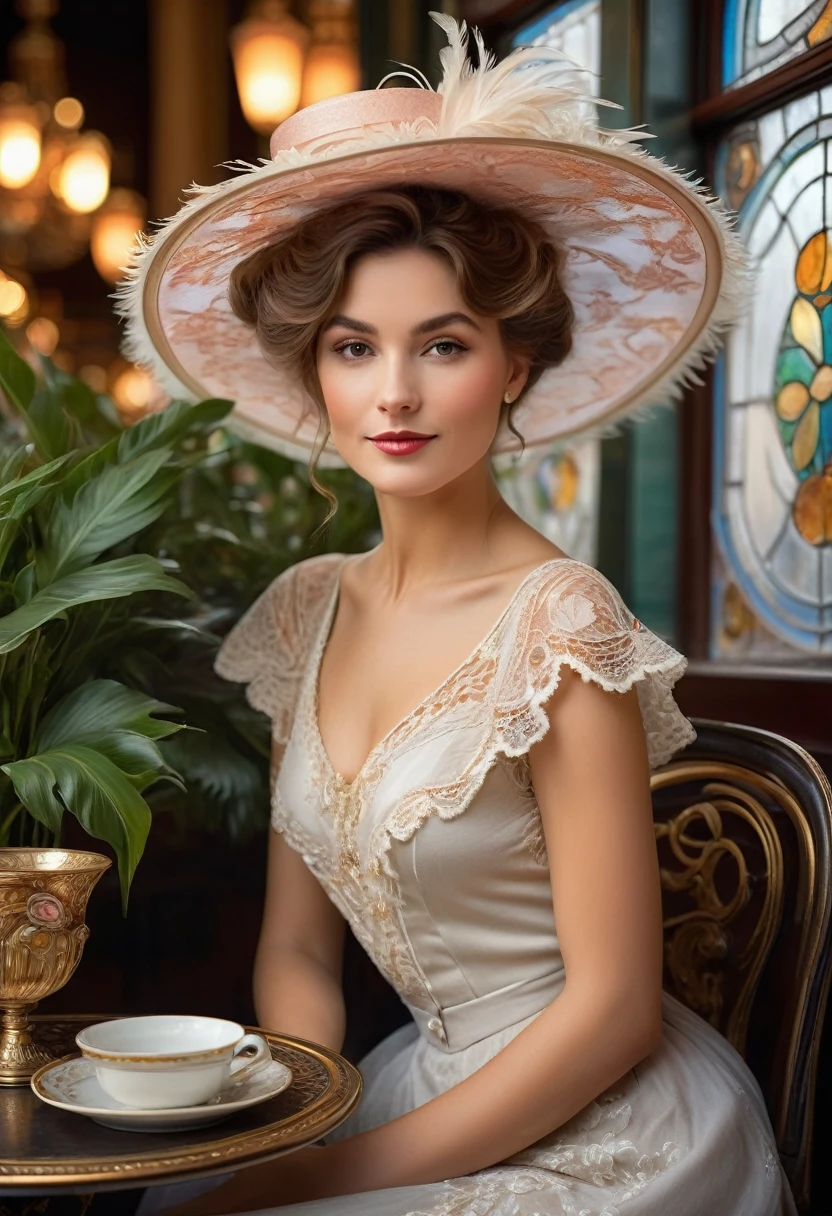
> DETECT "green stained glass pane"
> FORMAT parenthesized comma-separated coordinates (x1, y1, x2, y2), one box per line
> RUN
(821, 302, 832, 361)
(714, 89, 832, 660)
(776, 345, 817, 388)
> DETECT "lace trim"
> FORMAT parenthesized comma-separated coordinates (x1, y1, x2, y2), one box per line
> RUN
(410, 1085, 685, 1216)
(365, 562, 695, 887)
(272, 780, 432, 1006)
(279, 558, 694, 1009)
(213, 554, 342, 742)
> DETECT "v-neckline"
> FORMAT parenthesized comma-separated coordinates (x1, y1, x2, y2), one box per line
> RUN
(309, 553, 574, 790)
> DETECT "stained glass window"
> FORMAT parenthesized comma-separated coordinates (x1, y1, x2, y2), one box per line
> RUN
(497, 1, 601, 567)
(723, 0, 832, 89)
(513, 0, 600, 89)
(713, 87, 832, 658)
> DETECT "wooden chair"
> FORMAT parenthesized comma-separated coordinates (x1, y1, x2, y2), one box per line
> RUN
(652, 719, 832, 1212)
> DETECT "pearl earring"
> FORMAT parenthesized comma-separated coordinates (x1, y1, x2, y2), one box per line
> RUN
(504, 391, 513, 404)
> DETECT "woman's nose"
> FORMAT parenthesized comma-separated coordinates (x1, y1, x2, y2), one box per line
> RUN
(376, 353, 420, 414)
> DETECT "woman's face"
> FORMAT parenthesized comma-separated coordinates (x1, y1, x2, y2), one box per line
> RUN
(315, 247, 529, 497)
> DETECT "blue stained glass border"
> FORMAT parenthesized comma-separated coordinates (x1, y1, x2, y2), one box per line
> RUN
(712, 361, 826, 648)
(512, 0, 593, 47)
(712, 106, 832, 651)
(721, 0, 828, 88)
(722, 0, 744, 86)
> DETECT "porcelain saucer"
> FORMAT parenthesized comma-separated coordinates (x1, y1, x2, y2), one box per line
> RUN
(31, 1054, 293, 1132)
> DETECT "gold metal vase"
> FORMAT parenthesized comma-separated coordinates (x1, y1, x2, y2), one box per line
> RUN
(0, 847, 111, 1085)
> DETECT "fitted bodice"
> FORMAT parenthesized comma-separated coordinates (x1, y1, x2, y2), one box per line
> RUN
(215, 553, 695, 1053)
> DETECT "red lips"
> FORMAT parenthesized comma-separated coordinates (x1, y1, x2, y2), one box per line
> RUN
(369, 430, 436, 455)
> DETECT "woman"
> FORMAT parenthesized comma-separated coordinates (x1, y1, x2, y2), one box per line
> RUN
(124, 17, 792, 1215)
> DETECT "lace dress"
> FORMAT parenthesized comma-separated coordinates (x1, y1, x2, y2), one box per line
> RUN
(207, 554, 794, 1216)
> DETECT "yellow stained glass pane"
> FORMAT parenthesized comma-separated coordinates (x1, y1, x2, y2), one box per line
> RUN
(790, 296, 823, 362)
(792, 398, 820, 470)
(795, 231, 832, 294)
(810, 364, 832, 400)
(793, 470, 832, 544)
(776, 381, 810, 420)
(808, 1, 832, 46)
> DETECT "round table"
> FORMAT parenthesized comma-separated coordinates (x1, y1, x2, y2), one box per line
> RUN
(0, 1015, 362, 1195)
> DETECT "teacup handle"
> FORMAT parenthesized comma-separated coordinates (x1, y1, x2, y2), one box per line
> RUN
(227, 1033, 271, 1088)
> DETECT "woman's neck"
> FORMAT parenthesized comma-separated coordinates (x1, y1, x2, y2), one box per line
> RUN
(369, 459, 517, 599)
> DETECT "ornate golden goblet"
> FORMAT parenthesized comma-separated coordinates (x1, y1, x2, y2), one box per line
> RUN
(0, 848, 111, 1085)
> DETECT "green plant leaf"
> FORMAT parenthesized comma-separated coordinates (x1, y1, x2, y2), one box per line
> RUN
(1, 479, 61, 576)
(39, 358, 121, 442)
(0, 328, 50, 455)
(0, 327, 35, 412)
(117, 398, 233, 463)
(58, 440, 120, 499)
(40, 449, 174, 583)
(0, 555, 192, 654)
(1, 754, 64, 833)
(160, 729, 261, 817)
(1, 447, 28, 484)
(26, 384, 79, 460)
(37, 679, 184, 750)
(92, 731, 187, 793)
(3, 745, 151, 907)
(0, 453, 70, 509)
(12, 561, 35, 605)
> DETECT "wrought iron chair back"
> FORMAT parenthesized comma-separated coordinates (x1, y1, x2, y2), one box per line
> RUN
(652, 719, 832, 1212)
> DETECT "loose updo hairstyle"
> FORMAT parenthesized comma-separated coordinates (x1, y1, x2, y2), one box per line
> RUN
(229, 184, 574, 515)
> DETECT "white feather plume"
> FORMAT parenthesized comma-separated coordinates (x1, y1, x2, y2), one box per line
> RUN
(431, 11, 628, 144)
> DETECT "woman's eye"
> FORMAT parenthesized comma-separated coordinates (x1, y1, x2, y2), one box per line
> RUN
(430, 340, 465, 357)
(338, 341, 370, 359)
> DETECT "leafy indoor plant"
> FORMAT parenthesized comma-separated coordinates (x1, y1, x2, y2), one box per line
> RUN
(0, 326, 381, 906)
(0, 328, 233, 907)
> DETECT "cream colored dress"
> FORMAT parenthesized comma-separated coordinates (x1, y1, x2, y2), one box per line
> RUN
(204, 553, 794, 1216)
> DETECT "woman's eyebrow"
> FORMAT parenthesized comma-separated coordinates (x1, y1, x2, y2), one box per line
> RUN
(412, 312, 481, 334)
(322, 311, 481, 335)
(323, 314, 377, 334)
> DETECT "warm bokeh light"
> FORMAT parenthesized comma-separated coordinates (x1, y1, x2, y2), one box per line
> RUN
(111, 365, 155, 412)
(54, 133, 111, 214)
(79, 364, 108, 393)
(231, 2, 309, 133)
(0, 112, 42, 189)
(300, 43, 360, 108)
(53, 97, 84, 130)
(91, 188, 146, 284)
(26, 316, 60, 355)
(0, 276, 29, 325)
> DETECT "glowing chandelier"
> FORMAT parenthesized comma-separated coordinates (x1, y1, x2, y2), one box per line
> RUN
(230, 0, 361, 137)
(0, 0, 146, 297)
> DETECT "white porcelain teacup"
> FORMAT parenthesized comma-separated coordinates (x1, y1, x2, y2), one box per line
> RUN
(75, 1015, 272, 1110)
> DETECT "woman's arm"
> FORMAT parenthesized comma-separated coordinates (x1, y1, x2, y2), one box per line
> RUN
(253, 740, 347, 1050)
(176, 670, 664, 1213)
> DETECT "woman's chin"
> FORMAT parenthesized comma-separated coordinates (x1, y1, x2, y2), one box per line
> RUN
(340, 440, 493, 496)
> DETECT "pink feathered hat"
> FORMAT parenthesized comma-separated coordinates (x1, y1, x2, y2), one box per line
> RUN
(117, 13, 747, 465)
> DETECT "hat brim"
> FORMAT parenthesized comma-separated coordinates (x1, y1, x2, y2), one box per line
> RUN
(122, 133, 737, 465)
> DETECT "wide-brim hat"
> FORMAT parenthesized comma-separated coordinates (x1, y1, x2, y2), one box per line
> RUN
(118, 13, 747, 466)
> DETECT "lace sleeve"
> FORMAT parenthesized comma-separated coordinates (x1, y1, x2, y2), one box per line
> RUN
(496, 562, 695, 770)
(213, 555, 338, 744)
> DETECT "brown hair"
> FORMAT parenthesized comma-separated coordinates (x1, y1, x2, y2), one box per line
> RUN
(229, 184, 574, 515)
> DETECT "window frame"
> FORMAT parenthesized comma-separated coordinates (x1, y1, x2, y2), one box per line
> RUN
(682, 1, 832, 667)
